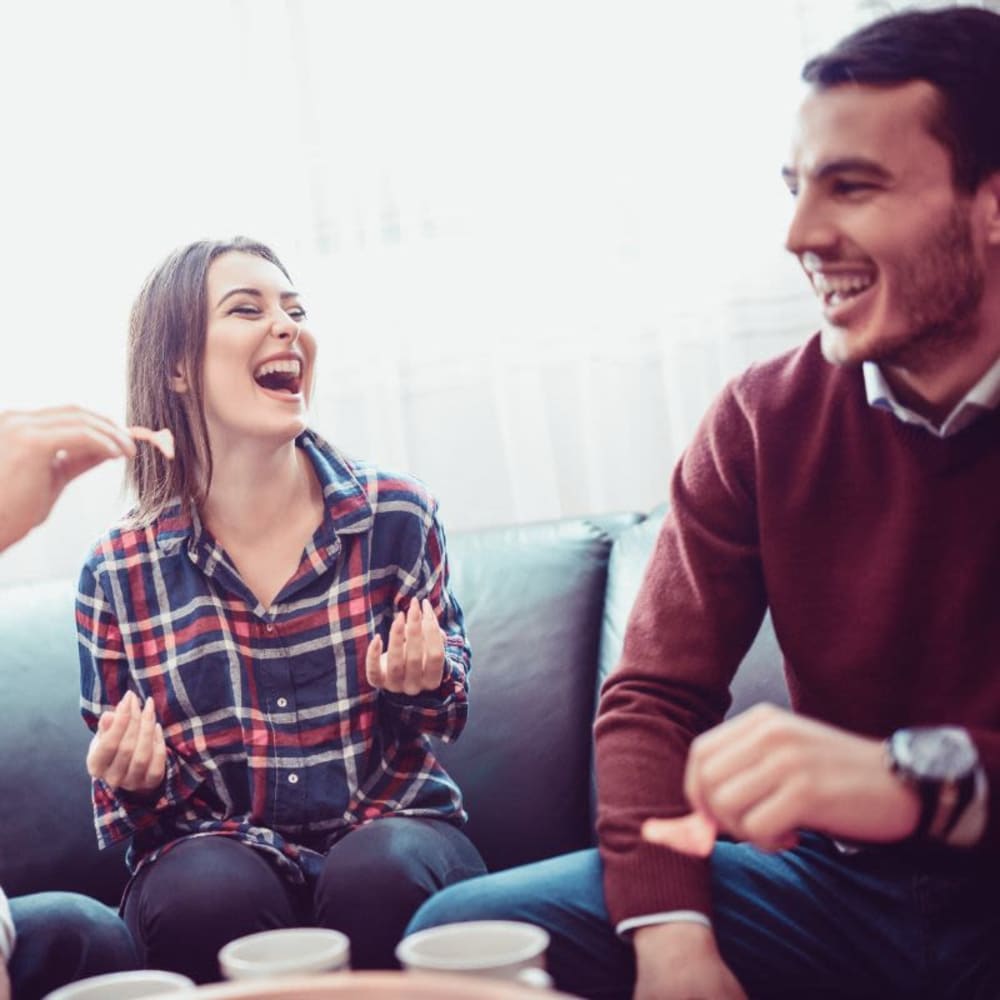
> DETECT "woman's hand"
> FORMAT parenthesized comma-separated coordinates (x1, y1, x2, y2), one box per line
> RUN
(365, 599, 446, 695)
(86, 690, 167, 795)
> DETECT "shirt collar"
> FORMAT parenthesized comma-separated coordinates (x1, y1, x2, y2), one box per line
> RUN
(154, 430, 374, 553)
(863, 354, 1000, 438)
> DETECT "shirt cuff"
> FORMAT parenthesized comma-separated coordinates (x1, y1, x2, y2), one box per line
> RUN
(0, 887, 15, 962)
(616, 910, 712, 940)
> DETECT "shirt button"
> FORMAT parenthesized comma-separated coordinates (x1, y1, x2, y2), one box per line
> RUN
(288, 773, 299, 785)
(265, 623, 275, 633)
(276, 697, 288, 708)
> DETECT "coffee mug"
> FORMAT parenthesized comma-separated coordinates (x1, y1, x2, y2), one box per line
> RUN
(396, 920, 552, 988)
(217, 927, 351, 980)
(43, 969, 195, 1000)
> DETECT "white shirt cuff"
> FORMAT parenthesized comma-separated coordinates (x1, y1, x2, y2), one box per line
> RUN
(0, 887, 15, 962)
(616, 910, 712, 940)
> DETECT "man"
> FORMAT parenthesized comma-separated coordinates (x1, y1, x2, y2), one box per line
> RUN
(0, 408, 139, 999)
(406, 7, 1000, 998)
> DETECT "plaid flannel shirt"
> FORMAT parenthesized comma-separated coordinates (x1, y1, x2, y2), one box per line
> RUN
(77, 431, 470, 882)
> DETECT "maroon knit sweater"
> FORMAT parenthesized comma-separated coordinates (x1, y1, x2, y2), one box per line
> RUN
(595, 334, 1000, 923)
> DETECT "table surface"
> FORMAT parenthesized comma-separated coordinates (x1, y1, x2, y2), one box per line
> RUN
(180, 970, 580, 999)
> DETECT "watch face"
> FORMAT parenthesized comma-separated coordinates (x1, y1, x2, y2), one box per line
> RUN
(896, 727, 978, 781)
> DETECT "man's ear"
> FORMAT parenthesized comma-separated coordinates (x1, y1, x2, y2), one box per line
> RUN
(982, 171, 1000, 247)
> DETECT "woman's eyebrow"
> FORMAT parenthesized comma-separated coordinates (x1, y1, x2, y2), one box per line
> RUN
(216, 287, 301, 307)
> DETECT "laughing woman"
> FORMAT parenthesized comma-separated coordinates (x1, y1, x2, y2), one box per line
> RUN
(76, 238, 485, 982)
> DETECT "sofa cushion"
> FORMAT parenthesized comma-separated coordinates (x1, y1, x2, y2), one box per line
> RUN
(0, 579, 128, 906)
(436, 515, 637, 872)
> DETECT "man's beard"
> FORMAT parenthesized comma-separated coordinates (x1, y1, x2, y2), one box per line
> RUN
(869, 205, 985, 375)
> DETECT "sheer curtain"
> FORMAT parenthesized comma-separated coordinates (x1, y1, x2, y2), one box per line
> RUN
(0, 0, 966, 585)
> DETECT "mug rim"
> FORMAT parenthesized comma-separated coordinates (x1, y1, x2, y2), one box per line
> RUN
(42, 969, 195, 999)
(396, 919, 550, 971)
(218, 926, 351, 977)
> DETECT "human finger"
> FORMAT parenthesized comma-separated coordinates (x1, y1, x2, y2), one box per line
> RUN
(101, 694, 144, 789)
(121, 698, 158, 791)
(684, 705, 788, 816)
(420, 599, 445, 690)
(401, 600, 425, 695)
(365, 633, 385, 688)
(383, 611, 407, 690)
(86, 695, 134, 780)
(146, 723, 168, 790)
(641, 812, 718, 857)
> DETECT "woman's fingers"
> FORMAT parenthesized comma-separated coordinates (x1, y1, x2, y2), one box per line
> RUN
(87, 691, 164, 793)
(402, 600, 425, 695)
(365, 633, 384, 687)
(420, 599, 445, 690)
(368, 600, 447, 694)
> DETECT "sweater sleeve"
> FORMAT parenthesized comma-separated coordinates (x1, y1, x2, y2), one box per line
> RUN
(595, 380, 769, 923)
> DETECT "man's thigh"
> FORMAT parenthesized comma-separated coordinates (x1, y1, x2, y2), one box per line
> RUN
(710, 834, 1000, 1000)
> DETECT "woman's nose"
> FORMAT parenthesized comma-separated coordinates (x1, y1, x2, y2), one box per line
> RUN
(270, 316, 300, 342)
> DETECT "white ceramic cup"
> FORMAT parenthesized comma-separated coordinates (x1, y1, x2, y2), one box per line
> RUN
(42, 969, 195, 1000)
(217, 927, 351, 980)
(396, 920, 553, 988)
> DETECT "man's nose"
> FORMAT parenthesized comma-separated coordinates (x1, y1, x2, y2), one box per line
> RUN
(784, 192, 838, 259)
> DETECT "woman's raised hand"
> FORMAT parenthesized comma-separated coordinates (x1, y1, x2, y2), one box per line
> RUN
(86, 690, 167, 795)
(365, 599, 446, 696)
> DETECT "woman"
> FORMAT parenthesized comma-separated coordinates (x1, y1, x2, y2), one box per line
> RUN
(77, 237, 485, 982)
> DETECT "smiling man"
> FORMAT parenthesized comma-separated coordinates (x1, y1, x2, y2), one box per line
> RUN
(406, 7, 1000, 999)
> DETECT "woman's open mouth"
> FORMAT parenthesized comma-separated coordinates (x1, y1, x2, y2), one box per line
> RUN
(253, 358, 303, 396)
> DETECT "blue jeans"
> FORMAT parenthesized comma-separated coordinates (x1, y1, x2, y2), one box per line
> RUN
(406, 835, 1000, 1000)
(125, 819, 486, 982)
(8, 892, 138, 1000)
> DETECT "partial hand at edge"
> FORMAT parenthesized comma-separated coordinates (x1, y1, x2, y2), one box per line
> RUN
(633, 922, 747, 1000)
(0, 407, 135, 553)
(0, 954, 11, 1000)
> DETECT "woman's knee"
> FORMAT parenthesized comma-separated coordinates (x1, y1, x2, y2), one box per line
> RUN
(127, 837, 296, 941)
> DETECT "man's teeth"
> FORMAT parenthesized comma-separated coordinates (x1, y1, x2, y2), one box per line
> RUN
(254, 359, 301, 378)
(812, 273, 874, 305)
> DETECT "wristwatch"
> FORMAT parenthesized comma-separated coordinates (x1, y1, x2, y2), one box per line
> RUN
(886, 726, 979, 842)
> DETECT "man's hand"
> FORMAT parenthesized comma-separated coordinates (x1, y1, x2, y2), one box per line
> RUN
(86, 691, 167, 795)
(646, 704, 920, 854)
(0, 407, 135, 553)
(633, 923, 747, 1000)
(365, 599, 446, 695)
(0, 955, 10, 1000)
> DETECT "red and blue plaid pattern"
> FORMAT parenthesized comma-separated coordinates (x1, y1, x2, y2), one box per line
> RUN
(77, 431, 470, 881)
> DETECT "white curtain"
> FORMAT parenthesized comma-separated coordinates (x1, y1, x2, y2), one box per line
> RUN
(0, 0, 978, 585)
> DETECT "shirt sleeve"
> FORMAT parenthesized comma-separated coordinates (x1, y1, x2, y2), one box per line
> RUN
(595, 381, 768, 923)
(77, 562, 205, 848)
(0, 886, 14, 962)
(379, 501, 470, 742)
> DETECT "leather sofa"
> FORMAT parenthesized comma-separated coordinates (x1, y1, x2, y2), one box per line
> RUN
(0, 507, 788, 906)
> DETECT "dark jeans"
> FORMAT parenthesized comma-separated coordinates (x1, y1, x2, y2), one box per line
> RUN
(406, 835, 1000, 1000)
(124, 819, 485, 983)
(8, 891, 138, 1000)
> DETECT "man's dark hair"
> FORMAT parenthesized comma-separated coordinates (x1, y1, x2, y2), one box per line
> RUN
(802, 6, 1000, 193)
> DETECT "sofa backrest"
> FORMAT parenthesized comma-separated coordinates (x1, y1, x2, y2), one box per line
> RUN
(435, 513, 640, 873)
(597, 506, 790, 716)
